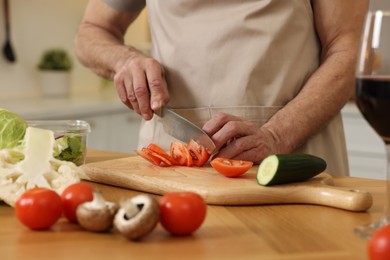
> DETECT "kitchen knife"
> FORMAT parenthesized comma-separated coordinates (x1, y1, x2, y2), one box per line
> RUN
(154, 107, 216, 154)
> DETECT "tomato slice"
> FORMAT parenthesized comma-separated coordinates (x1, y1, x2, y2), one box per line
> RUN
(136, 144, 178, 167)
(187, 139, 210, 167)
(147, 144, 178, 166)
(137, 142, 209, 167)
(170, 141, 193, 166)
(210, 158, 253, 177)
(135, 148, 163, 166)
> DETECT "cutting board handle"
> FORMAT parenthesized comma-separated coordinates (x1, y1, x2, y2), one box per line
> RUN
(279, 184, 373, 212)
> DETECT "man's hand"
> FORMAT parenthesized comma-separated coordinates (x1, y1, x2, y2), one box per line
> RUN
(202, 112, 281, 164)
(113, 50, 169, 120)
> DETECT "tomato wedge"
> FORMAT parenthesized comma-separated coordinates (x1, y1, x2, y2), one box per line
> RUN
(210, 158, 253, 178)
(170, 141, 193, 166)
(187, 139, 210, 167)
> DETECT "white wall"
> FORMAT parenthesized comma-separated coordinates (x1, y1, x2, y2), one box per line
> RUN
(0, 0, 149, 100)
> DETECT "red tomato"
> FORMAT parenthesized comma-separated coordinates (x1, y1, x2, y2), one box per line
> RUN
(160, 192, 207, 236)
(210, 158, 253, 177)
(368, 224, 390, 260)
(187, 139, 210, 167)
(61, 182, 94, 223)
(170, 141, 193, 166)
(15, 187, 63, 230)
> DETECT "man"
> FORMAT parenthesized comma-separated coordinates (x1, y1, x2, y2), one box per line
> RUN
(75, 0, 369, 175)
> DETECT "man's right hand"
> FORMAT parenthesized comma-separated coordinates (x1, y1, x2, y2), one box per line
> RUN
(113, 50, 170, 120)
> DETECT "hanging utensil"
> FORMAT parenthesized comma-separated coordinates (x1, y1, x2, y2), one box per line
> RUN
(3, 0, 16, 62)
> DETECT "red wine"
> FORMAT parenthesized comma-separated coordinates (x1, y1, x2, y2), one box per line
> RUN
(356, 77, 390, 142)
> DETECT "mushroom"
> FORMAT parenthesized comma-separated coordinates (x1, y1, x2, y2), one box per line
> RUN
(76, 191, 118, 232)
(113, 194, 160, 240)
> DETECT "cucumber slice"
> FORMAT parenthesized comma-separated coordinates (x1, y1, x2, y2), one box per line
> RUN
(256, 154, 327, 186)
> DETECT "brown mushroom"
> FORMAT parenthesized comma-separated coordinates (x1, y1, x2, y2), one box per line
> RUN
(113, 194, 160, 240)
(76, 191, 118, 232)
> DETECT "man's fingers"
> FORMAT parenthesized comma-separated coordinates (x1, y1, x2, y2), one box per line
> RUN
(145, 61, 169, 110)
(131, 61, 153, 119)
(203, 112, 244, 136)
(114, 67, 134, 110)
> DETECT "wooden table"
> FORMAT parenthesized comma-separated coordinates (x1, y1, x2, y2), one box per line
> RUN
(0, 150, 384, 260)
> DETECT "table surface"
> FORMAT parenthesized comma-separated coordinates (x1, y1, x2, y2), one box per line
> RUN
(0, 150, 384, 260)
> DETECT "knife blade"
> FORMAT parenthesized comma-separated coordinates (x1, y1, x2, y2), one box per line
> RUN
(154, 107, 216, 154)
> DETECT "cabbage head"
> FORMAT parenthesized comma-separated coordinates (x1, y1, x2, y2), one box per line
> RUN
(0, 109, 27, 149)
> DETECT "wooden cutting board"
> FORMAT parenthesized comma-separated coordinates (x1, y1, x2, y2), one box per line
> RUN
(80, 156, 373, 212)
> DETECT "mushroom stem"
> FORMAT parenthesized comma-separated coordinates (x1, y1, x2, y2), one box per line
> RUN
(121, 199, 141, 220)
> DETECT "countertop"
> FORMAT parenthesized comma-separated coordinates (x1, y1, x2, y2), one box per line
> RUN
(0, 150, 383, 260)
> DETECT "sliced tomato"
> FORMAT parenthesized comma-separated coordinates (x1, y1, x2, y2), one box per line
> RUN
(147, 144, 177, 166)
(148, 149, 175, 166)
(170, 141, 193, 166)
(136, 144, 178, 167)
(147, 143, 168, 155)
(210, 158, 253, 178)
(135, 148, 163, 166)
(187, 139, 210, 167)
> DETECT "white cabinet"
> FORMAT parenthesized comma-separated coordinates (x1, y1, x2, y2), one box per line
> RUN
(81, 115, 111, 151)
(107, 112, 141, 152)
(80, 112, 141, 153)
(342, 103, 387, 179)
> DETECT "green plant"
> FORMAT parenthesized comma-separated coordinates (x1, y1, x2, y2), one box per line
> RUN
(37, 49, 73, 71)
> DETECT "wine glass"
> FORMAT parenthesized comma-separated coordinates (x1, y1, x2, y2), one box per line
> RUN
(354, 10, 390, 239)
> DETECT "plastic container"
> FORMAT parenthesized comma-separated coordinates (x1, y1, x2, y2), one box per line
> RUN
(27, 120, 91, 165)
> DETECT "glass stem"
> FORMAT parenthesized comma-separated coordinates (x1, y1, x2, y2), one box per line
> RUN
(353, 143, 390, 239)
(384, 143, 390, 222)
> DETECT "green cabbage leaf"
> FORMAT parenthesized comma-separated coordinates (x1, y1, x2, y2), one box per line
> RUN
(0, 108, 27, 149)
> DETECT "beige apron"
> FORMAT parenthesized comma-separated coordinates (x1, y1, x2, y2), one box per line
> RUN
(138, 0, 349, 176)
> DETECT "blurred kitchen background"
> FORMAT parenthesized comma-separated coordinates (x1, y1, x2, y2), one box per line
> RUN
(0, 0, 389, 179)
(0, 0, 149, 158)
(0, 0, 150, 99)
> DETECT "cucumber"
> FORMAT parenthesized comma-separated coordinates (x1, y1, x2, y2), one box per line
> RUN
(256, 153, 327, 186)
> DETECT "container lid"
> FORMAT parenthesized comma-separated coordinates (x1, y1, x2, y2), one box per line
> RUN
(26, 120, 91, 136)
